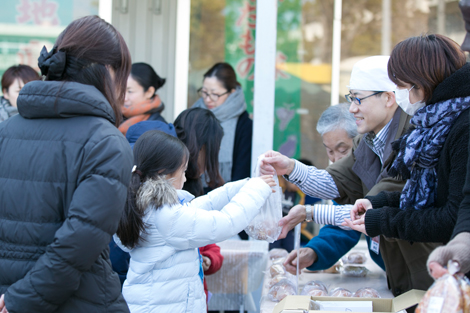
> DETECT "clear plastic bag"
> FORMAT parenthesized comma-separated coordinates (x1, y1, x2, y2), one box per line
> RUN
(329, 287, 353, 297)
(415, 261, 470, 313)
(353, 287, 381, 298)
(341, 252, 367, 264)
(300, 280, 329, 296)
(269, 248, 288, 260)
(269, 263, 287, 277)
(267, 278, 297, 302)
(244, 155, 282, 242)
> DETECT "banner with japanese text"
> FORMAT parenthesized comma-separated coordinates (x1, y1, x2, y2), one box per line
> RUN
(225, 0, 302, 159)
(0, 0, 98, 76)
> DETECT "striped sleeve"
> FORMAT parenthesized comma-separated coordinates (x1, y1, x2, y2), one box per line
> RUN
(286, 160, 340, 199)
(313, 204, 352, 231)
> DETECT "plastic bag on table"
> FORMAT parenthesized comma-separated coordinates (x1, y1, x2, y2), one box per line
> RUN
(341, 252, 367, 264)
(337, 260, 370, 277)
(415, 261, 470, 312)
(267, 278, 297, 302)
(300, 280, 329, 297)
(269, 248, 288, 260)
(267, 272, 296, 288)
(244, 155, 282, 243)
(329, 287, 353, 297)
(353, 287, 381, 298)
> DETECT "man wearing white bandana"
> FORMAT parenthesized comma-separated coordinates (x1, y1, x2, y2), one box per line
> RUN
(261, 56, 438, 296)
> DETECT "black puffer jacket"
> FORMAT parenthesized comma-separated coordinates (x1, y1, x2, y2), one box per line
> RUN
(0, 81, 133, 313)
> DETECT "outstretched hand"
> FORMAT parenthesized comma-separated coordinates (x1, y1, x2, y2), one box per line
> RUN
(350, 199, 373, 221)
(342, 215, 368, 236)
(283, 248, 317, 275)
(259, 175, 277, 192)
(260, 150, 295, 176)
(278, 205, 306, 239)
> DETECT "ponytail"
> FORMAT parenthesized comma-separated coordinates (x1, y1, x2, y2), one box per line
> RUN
(115, 130, 189, 249)
(116, 171, 145, 249)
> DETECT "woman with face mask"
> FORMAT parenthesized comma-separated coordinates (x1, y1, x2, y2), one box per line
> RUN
(343, 34, 470, 280)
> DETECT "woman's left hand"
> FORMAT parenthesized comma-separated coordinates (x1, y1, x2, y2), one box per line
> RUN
(202, 256, 211, 272)
(342, 214, 368, 236)
(0, 294, 8, 313)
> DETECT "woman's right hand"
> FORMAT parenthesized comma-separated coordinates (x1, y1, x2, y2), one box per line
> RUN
(350, 199, 373, 221)
(259, 175, 277, 191)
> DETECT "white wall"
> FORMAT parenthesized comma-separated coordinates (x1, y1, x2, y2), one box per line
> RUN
(111, 0, 181, 122)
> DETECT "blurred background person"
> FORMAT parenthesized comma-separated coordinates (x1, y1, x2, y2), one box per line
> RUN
(174, 107, 224, 197)
(192, 62, 253, 240)
(119, 62, 167, 135)
(0, 64, 40, 122)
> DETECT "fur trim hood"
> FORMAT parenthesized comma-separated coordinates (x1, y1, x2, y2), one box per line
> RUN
(137, 176, 179, 211)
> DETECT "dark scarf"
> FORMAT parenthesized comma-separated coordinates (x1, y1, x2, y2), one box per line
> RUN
(389, 63, 470, 210)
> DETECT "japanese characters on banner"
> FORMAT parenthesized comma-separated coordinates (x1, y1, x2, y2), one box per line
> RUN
(0, 0, 97, 77)
(225, 0, 302, 158)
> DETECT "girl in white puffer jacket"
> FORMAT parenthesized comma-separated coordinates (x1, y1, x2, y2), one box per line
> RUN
(114, 130, 275, 313)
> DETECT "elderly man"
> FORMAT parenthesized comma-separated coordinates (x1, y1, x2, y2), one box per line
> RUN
(283, 103, 385, 274)
(261, 56, 437, 295)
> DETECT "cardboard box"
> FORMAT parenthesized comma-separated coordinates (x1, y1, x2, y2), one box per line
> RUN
(273, 289, 426, 313)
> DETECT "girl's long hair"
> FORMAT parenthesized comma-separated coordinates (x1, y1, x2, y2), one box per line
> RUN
(174, 108, 224, 196)
(116, 130, 189, 248)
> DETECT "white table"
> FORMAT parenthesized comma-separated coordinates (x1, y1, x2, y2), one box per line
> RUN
(260, 239, 393, 313)
(206, 240, 269, 312)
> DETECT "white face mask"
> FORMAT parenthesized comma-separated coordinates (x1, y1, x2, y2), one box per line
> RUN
(394, 85, 425, 115)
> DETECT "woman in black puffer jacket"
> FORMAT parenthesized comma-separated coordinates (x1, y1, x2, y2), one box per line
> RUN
(0, 16, 133, 313)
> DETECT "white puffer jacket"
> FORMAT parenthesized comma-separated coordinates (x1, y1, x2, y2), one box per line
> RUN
(115, 177, 272, 313)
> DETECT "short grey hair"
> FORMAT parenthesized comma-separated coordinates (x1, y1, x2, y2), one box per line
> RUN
(316, 103, 358, 138)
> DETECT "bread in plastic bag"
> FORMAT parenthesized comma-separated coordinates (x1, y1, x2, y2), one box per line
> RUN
(329, 287, 353, 297)
(267, 278, 297, 302)
(300, 280, 328, 296)
(269, 248, 288, 260)
(339, 263, 369, 277)
(244, 155, 282, 242)
(272, 257, 285, 265)
(341, 252, 367, 264)
(267, 272, 296, 288)
(269, 264, 287, 277)
(353, 287, 381, 298)
(415, 274, 470, 312)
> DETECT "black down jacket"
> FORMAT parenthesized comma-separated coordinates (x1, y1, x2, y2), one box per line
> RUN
(0, 81, 133, 313)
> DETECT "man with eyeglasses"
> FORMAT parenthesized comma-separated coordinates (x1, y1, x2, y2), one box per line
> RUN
(261, 56, 437, 295)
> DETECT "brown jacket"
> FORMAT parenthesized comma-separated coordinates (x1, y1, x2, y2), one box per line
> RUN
(326, 107, 437, 296)
(325, 107, 410, 201)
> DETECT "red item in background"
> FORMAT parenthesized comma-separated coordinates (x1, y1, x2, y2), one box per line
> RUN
(200, 244, 224, 307)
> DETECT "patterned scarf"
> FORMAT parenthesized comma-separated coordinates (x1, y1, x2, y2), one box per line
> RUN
(118, 95, 162, 135)
(389, 96, 470, 210)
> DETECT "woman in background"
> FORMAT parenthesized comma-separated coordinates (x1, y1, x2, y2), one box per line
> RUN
(0, 64, 40, 122)
(120, 62, 167, 135)
(192, 63, 252, 239)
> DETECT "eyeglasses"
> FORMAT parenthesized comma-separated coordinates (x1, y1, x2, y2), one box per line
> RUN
(345, 91, 384, 105)
(197, 88, 230, 102)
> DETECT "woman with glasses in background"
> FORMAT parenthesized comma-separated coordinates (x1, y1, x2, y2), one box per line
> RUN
(192, 62, 252, 239)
